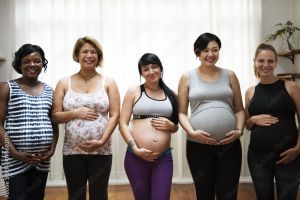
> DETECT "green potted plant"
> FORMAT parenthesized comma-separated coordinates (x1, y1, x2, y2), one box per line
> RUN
(266, 20, 300, 51)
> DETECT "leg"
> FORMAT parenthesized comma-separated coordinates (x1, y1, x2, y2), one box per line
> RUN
(27, 168, 48, 200)
(248, 149, 275, 200)
(87, 154, 112, 200)
(275, 155, 300, 200)
(151, 153, 173, 200)
(215, 140, 242, 200)
(7, 170, 29, 200)
(63, 155, 88, 200)
(186, 140, 216, 200)
(124, 152, 151, 200)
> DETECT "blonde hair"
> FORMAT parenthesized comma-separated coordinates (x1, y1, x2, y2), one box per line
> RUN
(72, 36, 103, 67)
(253, 43, 277, 78)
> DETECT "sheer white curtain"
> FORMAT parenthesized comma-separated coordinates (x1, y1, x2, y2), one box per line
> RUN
(13, 0, 261, 185)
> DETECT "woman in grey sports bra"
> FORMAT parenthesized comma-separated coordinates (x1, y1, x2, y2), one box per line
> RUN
(119, 53, 178, 200)
(178, 33, 245, 200)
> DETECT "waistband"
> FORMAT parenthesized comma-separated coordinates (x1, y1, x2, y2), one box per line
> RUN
(133, 114, 170, 120)
(126, 146, 172, 158)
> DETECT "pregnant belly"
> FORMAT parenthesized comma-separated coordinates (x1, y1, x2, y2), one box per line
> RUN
(190, 107, 236, 141)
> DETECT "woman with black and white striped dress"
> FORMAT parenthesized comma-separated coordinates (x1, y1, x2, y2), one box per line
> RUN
(0, 44, 58, 200)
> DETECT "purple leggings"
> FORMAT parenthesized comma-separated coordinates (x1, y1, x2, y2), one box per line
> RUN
(124, 151, 173, 200)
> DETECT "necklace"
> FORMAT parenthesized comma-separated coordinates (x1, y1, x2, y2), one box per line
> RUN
(78, 72, 98, 83)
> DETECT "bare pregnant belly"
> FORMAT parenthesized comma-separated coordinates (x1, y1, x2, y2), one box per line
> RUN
(190, 107, 236, 141)
(131, 119, 171, 153)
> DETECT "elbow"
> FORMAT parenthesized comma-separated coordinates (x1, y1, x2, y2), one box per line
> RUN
(52, 113, 60, 124)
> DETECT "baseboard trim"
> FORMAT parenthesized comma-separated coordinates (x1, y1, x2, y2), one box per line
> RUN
(46, 177, 253, 187)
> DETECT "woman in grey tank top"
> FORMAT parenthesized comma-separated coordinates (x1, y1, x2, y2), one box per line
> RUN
(178, 33, 245, 200)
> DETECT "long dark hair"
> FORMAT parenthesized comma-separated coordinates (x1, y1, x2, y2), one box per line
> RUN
(138, 53, 178, 124)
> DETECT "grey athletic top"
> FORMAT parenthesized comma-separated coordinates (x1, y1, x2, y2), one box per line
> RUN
(188, 68, 236, 141)
(132, 84, 172, 119)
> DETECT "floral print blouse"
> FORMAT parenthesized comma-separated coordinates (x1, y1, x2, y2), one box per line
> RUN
(62, 77, 111, 155)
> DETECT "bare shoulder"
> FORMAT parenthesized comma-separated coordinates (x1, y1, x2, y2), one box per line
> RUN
(57, 76, 69, 87)
(179, 71, 190, 86)
(103, 76, 116, 85)
(0, 81, 9, 95)
(180, 71, 190, 80)
(285, 80, 300, 95)
(245, 86, 255, 101)
(125, 85, 140, 98)
(227, 69, 238, 79)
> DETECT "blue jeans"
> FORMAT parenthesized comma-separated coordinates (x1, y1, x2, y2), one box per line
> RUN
(248, 148, 300, 200)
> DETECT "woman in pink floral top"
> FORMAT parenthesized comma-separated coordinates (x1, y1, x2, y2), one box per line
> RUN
(52, 36, 120, 200)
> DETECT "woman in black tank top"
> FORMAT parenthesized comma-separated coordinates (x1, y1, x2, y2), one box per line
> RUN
(245, 43, 300, 200)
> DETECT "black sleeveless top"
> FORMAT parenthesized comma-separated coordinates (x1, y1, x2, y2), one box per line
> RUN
(248, 80, 297, 153)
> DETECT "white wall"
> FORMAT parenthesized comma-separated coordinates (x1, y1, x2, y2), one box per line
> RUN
(0, 0, 14, 82)
(260, 0, 297, 75)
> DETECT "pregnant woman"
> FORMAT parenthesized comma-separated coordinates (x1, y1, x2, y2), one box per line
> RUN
(178, 32, 245, 200)
(119, 53, 179, 200)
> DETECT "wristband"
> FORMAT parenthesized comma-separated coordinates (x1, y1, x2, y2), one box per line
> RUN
(128, 140, 136, 148)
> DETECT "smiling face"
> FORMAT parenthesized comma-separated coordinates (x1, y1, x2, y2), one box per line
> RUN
(254, 49, 277, 78)
(198, 41, 220, 67)
(20, 52, 43, 79)
(141, 64, 162, 84)
(78, 43, 99, 69)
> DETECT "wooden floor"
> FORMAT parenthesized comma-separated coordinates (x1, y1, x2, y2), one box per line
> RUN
(0, 183, 299, 199)
(43, 183, 255, 200)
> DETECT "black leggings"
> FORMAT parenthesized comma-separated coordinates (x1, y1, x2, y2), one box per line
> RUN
(63, 154, 112, 200)
(186, 140, 242, 200)
(6, 167, 48, 200)
(248, 148, 300, 200)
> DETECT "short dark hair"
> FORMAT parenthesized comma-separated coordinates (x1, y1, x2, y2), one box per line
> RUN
(194, 32, 221, 56)
(138, 53, 179, 124)
(12, 44, 48, 74)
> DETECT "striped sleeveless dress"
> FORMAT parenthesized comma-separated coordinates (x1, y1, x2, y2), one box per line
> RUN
(1, 80, 53, 179)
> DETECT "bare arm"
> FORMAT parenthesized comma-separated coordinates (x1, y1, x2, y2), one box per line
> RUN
(230, 70, 246, 132)
(277, 81, 300, 164)
(78, 77, 120, 152)
(39, 89, 59, 161)
(178, 72, 217, 144)
(52, 77, 98, 124)
(119, 87, 138, 145)
(151, 91, 179, 133)
(52, 78, 78, 123)
(218, 70, 245, 145)
(99, 77, 120, 143)
(245, 86, 255, 130)
(245, 86, 278, 130)
(0, 82, 41, 164)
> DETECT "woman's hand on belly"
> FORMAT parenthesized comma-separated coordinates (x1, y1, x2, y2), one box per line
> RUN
(77, 139, 103, 153)
(151, 117, 175, 132)
(218, 130, 242, 145)
(132, 146, 160, 161)
(250, 114, 279, 126)
(191, 130, 218, 145)
(75, 106, 99, 121)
